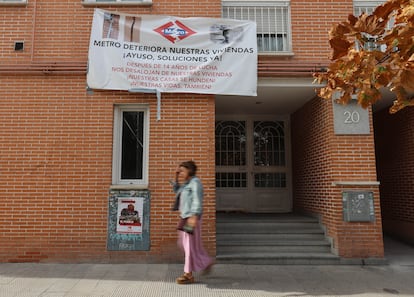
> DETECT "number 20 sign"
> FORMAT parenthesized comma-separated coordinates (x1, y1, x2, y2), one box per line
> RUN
(333, 100, 370, 135)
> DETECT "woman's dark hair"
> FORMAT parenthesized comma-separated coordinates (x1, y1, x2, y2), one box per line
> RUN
(180, 160, 197, 176)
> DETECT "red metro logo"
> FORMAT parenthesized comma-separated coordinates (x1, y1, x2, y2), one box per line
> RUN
(154, 20, 196, 43)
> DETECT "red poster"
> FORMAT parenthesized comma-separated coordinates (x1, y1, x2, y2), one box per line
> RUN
(116, 197, 144, 234)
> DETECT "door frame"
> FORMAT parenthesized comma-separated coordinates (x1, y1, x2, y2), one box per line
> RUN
(215, 114, 293, 213)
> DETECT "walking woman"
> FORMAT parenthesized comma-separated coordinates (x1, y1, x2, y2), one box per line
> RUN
(172, 161, 214, 284)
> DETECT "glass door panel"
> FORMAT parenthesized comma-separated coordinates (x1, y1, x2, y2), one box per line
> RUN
(215, 120, 246, 167)
(215, 119, 291, 212)
(253, 121, 285, 167)
(215, 120, 248, 211)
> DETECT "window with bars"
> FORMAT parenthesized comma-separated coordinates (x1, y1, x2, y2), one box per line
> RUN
(353, 1, 385, 16)
(353, 1, 392, 52)
(215, 121, 246, 166)
(222, 1, 291, 53)
(253, 121, 285, 167)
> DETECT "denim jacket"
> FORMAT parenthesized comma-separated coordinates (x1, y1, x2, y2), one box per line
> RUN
(172, 177, 203, 219)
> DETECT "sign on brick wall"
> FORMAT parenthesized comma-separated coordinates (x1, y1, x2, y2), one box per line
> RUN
(107, 190, 150, 251)
(333, 98, 370, 135)
(87, 9, 257, 96)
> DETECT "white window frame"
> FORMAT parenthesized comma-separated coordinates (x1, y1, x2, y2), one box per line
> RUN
(82, 0, 152, 6)
(112, 105, 150, 188)
(222, 0, 292, 55)
(353, 1, 388, 17)
(0, 0, 27, 6)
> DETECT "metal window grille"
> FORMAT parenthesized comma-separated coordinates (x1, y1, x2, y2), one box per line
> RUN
(353, 1, 394, 52)
(216, 172, 248, 188)
(353, 1, 394, 28)
(254, 173, 286, 188)
(353, 1, 385, 16)
(253, 121, 285, 167)
(222, 2, 291, 53)
(215, 121, 247, 166)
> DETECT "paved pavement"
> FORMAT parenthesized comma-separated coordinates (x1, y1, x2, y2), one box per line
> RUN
(0, 236, 413, 297)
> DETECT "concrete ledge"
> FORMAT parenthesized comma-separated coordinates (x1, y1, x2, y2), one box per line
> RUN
(0, 1, 27, 6)
(332, 181, 380, 186)
(81, 0, 152, 6)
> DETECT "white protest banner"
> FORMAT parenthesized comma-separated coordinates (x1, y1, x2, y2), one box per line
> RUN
(87, 9, 257, 96)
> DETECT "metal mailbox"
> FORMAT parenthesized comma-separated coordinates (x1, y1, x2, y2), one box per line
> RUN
(342, 191, 375, 222)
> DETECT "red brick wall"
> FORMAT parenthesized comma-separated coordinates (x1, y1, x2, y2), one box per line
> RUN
(0, 0, 387, 262)
(0, 0, 354, 63)
(258, 0, 354, 73)
(291, 96, 384, 258)
(0, 0, 218, 263)
(0, 0, 220, 65)
(290, 0, 353, 61)
(0, 76, 216, 263)
(374, 107, 414, 245)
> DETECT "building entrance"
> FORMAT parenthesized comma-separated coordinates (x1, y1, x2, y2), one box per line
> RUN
(215, 116, 292, 213)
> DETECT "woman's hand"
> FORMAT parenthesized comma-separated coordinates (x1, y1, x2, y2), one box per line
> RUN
(186, 215, 198, 228)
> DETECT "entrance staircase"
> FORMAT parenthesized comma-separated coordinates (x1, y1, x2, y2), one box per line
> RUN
(216, 212, 340, 265)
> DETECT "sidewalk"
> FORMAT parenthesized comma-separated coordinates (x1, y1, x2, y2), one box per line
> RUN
(0, 236, 413, 297)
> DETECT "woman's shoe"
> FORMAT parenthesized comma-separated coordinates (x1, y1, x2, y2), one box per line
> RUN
(176, 273, 194, 284)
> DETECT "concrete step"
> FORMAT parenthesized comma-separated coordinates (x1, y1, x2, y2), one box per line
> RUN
(217, 222, 325, 234)
(216, 212, 319, 222)
(218, 239, 331, 247)
(217, 225, 324, 234)
(216, 252, 341, 265)
(218, 238, 332, 253)
(218, 245, 331, 253)
(215, 213, 338, 264)
(216, 233, 326, 241)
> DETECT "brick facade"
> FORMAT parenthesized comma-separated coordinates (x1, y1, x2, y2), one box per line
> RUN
(290, 0, 353, 60)
(1, 0, 404, 263)
(291, 96, 384, 258)
(0, 75, 216, 262)
(1, 0, 218, 263)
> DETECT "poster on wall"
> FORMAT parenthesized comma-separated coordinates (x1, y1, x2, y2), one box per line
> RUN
(107, 190, 150, 251)
(87, 9, 257, 96)
(116, 197, 143, 234)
